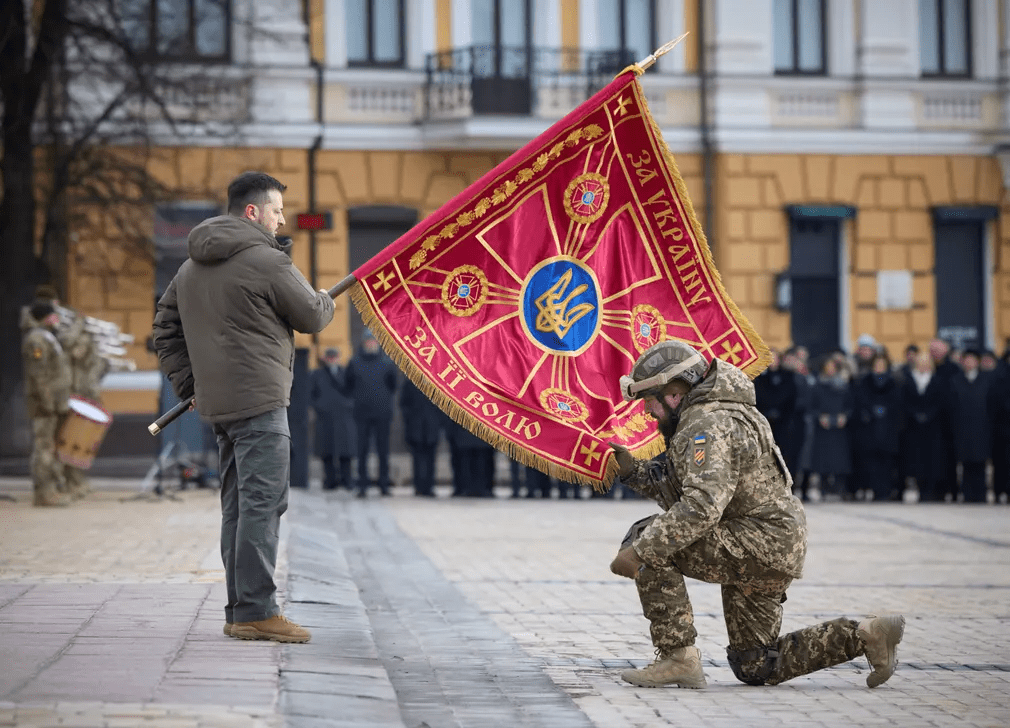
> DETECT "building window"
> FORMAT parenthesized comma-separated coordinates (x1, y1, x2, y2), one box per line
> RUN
(920, 0, 971, 76)
(346, 0, 405, 67)
(120, 0, 230, 61)
(774, 0, 826, 75)
(597, 0, 655, 67)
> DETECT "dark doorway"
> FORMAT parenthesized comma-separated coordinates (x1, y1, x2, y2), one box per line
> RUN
(935, 220, 985, 350)
(347, 206, 418, 454)
(787, 216, 841, 359)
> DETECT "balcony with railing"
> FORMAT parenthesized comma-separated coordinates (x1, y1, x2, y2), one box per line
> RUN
(423, 46, 638, 121)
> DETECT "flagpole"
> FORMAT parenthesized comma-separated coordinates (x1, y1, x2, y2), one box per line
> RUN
(633, 32, 690, 73)
(147, 273, 358, 436)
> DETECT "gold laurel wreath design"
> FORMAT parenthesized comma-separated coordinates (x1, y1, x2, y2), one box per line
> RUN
(409, 124, 605, 271)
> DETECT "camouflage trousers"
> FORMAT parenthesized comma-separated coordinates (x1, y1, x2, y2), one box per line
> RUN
(31, 415, 67, 501)
(623, 515, 863, 686)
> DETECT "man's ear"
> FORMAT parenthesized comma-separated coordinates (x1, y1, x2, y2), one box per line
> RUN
(245, 203, 259, 220)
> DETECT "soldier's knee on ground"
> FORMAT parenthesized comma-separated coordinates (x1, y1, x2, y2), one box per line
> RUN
(726, 645, 780, 686)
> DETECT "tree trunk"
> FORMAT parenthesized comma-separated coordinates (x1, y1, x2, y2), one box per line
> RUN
(0, 100, 47, 459)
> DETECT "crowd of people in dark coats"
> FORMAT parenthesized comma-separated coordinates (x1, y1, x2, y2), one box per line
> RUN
(754, 335, 1010, 504)
(312, 329, 1009, 504)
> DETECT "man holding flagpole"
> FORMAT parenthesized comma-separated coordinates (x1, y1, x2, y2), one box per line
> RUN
(608, 340, 905, 689)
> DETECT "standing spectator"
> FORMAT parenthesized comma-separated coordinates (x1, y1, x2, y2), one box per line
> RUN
(153, 171, 334, 643)
(928, 338, 960, 501)
(309, 347, 356, 491)
(851, 351, 903, 501)
(782, 346, 813, 501)
(808, 356, 853, 500)
(950, 350, 993, 503)
(399, 380, 444, 497)
(853, 334, 879, 377)
(896, 344, 918, 383)
(444, 417, 494, 497)
(344, 330, 399, 497)
(899, 351, 947, 502)
(21, 299, 72, 507)
(754, 349, 801, 481)
(524, 465, 553, 499)
(988, 362, 1010, 504)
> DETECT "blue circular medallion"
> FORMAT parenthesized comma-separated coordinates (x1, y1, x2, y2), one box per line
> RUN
(521, 258, 600, 353)
(457, 284, 470, 298)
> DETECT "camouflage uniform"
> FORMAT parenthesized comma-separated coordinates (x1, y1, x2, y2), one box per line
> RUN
(59, 313, 106, 497)
(622, 358, 866, 685)
(21, 310, 73, 506)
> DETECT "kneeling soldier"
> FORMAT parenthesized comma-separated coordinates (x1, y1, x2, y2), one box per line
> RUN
(609, 340, 904, 689)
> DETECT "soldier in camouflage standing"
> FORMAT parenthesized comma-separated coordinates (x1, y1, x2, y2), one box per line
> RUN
(607, 340, 905, 689)
(36, 284, 106, 498)
(21, 300, 72, 507)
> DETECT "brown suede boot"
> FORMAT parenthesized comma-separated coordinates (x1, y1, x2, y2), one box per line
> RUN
(621, 646, 707, 689)
(231, 615, 311, 643)
(223, 623, 233, 637)
(857, 614, 905, 688)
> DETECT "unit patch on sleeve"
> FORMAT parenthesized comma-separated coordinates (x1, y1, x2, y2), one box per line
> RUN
(693, 433, 707, 468)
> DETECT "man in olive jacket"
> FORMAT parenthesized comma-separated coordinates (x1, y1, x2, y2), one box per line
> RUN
(608, 340, 905, 690)
(153, 172, 334, 643)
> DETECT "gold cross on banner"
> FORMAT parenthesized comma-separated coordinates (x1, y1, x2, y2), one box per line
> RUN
(720, 340, 743, 365)
(372, 270, 395, 292)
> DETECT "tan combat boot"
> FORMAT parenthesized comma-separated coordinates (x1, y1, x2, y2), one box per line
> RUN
(857, 614, 905, 688)
(621, 646, 707, 689)
(231, 614, 311, 643)
(34, 488, 70, 507)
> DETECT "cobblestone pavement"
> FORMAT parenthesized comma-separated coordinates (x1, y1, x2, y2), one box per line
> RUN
(2, 473, 1009, 728)
(0, 480, 282, 728)
(384, 492, 1010, 728)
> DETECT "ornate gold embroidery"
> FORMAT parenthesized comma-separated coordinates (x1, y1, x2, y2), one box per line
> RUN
(408, 124, 607, 270)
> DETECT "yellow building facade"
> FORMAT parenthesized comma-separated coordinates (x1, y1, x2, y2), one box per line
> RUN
(57, 0, 1010, 423)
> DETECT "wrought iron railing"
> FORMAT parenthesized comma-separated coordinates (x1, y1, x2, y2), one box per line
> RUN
(424, 46, 637, 118)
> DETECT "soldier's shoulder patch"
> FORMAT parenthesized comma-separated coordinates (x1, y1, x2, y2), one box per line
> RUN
(692, 433, 708, 468)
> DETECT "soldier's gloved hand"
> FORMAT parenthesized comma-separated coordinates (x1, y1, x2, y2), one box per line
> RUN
(610, 546, 645, 580)
(608, 442, 635, 479)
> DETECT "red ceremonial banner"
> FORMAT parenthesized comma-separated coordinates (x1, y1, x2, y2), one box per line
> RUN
(350, 68, 769, 490)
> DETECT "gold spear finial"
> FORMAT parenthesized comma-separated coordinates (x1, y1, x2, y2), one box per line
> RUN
(635, 32, 690, 73)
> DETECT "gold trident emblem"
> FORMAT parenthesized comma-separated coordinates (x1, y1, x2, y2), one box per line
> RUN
(534, 269, 595, 340)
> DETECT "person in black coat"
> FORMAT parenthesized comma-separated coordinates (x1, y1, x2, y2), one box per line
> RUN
(399, 380, 444, 497)
(928, 338, 960, 501)
(310, 347, 356, 490)
(444, 417, 495, 497)
(753, 349, 801, 479)
(344, 330, 399, 497)
(989, 365, 1010, 504)
(899, 351, 947, 502)
(808, 356, 853, 500)
(851, 351, 904, 501)
(949, 350, 993, 503)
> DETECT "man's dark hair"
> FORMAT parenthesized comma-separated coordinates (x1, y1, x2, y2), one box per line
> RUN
(905, 343, 919, 355)
(30, 300, 56, 321)
(227, 172, 286, 216)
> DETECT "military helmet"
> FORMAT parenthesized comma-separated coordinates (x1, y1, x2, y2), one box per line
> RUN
(619, 340, 709, 402)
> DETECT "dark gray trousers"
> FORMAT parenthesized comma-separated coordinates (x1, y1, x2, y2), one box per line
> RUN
(214, 407, 290, 623)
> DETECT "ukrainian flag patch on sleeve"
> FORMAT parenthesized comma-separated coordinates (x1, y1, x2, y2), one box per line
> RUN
(693, 433, 707, 468)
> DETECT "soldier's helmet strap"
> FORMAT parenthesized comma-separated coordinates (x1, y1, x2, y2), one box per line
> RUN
(620, 352, 706, 402)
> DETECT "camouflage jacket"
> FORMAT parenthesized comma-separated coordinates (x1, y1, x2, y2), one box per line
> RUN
(21, 318, 72, 418)
(59, 315, 106, 399)
(625, 359, 808, 578)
